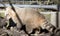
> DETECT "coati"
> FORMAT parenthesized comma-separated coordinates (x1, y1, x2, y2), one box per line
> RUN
(5, 7, 60, 35)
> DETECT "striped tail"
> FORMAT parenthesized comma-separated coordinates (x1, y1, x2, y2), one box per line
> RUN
(41, 21, 60, 34)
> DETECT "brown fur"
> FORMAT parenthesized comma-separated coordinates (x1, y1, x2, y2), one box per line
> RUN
(6, 7, 46, 33)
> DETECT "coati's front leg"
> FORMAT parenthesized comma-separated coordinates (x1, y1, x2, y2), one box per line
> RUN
(30, 27, 49, 34)
(7, 18, 16, 29)
(30, 27, 41, 34)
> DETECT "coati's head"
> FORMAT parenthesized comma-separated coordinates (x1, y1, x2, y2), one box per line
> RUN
(5, 7, 17, 29)
(5, 7, 16, 20)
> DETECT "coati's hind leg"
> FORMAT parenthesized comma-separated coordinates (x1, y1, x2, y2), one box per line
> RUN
(29, 27, 42, 34)
(30, 28, 40, 34)
(30, 27, 49, 34)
